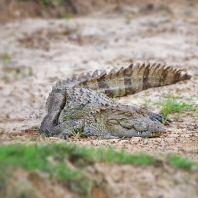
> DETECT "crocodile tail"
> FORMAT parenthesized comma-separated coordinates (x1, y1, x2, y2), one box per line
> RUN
(69, 63, 191, 98)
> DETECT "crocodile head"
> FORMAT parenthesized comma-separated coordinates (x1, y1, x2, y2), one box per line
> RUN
(105, 107, 166, 137)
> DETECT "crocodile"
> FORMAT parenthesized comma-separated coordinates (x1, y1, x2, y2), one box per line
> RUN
(40, 63, 191, 139)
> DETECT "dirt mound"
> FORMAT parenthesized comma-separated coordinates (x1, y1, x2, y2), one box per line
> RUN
(1, 144, 198, 198)
(2, 164, 198, 198)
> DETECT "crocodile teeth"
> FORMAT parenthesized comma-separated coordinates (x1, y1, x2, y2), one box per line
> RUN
(151, 131, 164, 137)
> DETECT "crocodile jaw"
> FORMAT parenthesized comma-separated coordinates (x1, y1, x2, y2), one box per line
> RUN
(106, 109, 166, 138)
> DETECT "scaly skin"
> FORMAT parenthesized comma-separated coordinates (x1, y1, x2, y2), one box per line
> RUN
(40, 63, 191, 139)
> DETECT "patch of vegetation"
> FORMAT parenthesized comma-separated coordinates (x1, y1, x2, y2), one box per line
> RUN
(2, 66, 34, 83)
(68, 146, 158, 165)
(0, 144, 90, 196)
(37, 0, 65, 7)
(0, 47, 11, 66)
(168, 154, 198, 170)
(0, 143, 197, 169)
(0, 144, 157, 169)
(142, 98, 152, 108)
(38, 0, 51, 7)
(157, 94, 197, 121)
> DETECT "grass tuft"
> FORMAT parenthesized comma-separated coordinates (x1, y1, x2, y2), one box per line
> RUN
(0, 47, 11, 66)
(168, 155, 198, 170)
(157, 94, 197, 120)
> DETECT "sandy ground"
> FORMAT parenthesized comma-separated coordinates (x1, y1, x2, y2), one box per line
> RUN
(0, 2, 198, 160)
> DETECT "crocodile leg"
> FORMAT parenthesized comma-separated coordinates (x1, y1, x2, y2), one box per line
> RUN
(40, 90, 66, 137)
(49, 120, 85, 139)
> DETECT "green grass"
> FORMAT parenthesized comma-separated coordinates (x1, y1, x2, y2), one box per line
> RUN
(142, 98, 152, 108)
(38, 0, 51, 7)
(168, 155, 198, 170)
(0, 143, 197, 170)
(0, 47, 11, 66)
(0, 144, 90, 196)
(157, 94, 197, 120)
(38, 0, 65, 7)
(0, 144, 157, 169)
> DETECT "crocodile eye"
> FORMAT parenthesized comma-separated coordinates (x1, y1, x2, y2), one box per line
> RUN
(107, 119, 118, 125)
(118, 119, 134, 129)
